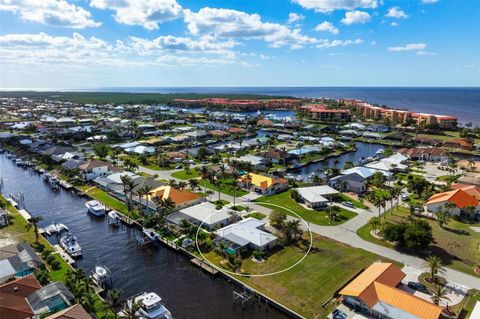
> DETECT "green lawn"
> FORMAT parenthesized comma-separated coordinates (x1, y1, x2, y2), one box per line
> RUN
(171, 169, 200, 180)
(200, 235, 395, 318)
(255, 189, 357, 226)
(200, 179, 248, 197)
(338, 193, 368, 209)
(82, 186, 138, 219)
(243, 212, 267, 220)
(357, 206, 480, 277)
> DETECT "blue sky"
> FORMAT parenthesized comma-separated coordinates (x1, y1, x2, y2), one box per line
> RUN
(0, 0, 479, 88)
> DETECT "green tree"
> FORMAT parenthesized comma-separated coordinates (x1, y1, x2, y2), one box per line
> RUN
(93, 143, 109, 159)
(269, 210, 287, 230)
(430, 284, 450, 306)
(25, 215, 44, 242)
(425, 255, 446, 283)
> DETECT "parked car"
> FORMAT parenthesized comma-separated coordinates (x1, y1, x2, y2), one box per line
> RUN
(401, 194, 409, 200)
(407, 281, 430, 294)
(342, 201, 354, 208)
(175, 165, 183, 169)
(332, 309, 348, 319)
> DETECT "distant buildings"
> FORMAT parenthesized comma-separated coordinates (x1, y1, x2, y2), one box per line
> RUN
(172, 98, 301, 111)
(341, 99, 457, 129)
(298, 105, 351, 122)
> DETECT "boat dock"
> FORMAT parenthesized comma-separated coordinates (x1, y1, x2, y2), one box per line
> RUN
(17, 209, 32, 221)
(52, 244, 76, 265)
(190, 258, 219, 275)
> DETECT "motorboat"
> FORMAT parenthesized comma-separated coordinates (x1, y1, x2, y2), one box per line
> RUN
(143, 228, 159, 242)
(91, 263, 112, 287)
(376, 149, 384, 155)
(108, 210, 120, 220)
(15, 159, 24, 166)
(85, 200, 106, 216)
(59, 180, 73, 190)
(49, 177, 60, 190)
(127, 292, 173, 319)
(44, 223, 69, 236)
(60, 233, 82, 257)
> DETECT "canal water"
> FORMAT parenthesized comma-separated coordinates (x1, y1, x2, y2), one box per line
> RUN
(291, 142, 389, 180)
(0, 153, 288, 319)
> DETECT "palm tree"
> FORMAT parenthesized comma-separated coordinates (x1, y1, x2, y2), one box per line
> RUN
(177, 181, 187, 190)
(108, 289, 122, 318)
(156, 150, 166, 168)
(290, 188, 301, 202)
(120, 175, 133, 211)
(369, 217, 380, 234)
(462, 205, 477, 222)
(168, 179, 178, 188)
(80, 292, 97, 313)
(434, 207, 451, 228)
(199, 166, 210, 194)
(156, 197, 176, 229)
(282, 219, 303, 244)
(328, 205, 341, 223)
(126, 179, 137, 212)
(231, 170, 241, 206)
(393, 184, 403, 214)
(25, 215, 44, 242)
(123, 300, 141, 319)
(425, 255, 446, 283)
(430, 284, 451, 306)
(188, 179, 199, 191)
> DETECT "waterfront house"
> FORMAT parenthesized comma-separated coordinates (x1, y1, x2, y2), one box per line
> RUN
(398, 147, 449, 163)
(328, 172, 367, 193)
(261, 148, 298, 164)
(168, 202, 233, 230)
(27, 282, 75, 316)
(0, 275, 41, 318)
(0, 243, 44, 278)
(339, 262, 442, 319)
(146, 186, 203, 211)
(426, 189, 479, 218)
(365, 154, 408, 173)
(297, 185, 339, 209)
(239, 173, 289, 195)
(0, 259, 16, 283)
(443, 138, 474, 150)
(44, 304, 91, 319)
(214, 217, 277, 251)
(451, 184, 480, 200)
(237, 155, 267, 170)
(78, 160, 110, 181)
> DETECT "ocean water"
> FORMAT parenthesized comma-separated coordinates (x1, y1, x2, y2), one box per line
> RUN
(93, 87, 480, 124)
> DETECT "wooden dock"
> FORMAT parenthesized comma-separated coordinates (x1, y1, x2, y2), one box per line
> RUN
(52, 244, 76, 265)
(191, 258, 219, 275)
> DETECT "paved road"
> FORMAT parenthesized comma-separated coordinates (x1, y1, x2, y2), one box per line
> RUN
(140, 165, 480, 290)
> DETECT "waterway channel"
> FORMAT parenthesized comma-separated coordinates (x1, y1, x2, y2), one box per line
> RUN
(0, 153, 288, 319)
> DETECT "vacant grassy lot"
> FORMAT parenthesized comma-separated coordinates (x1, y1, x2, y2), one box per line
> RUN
(357, 206, 480, 277)
(255, 189, 357, 226)
(200, 179, 248, 197)
(80, 186, 139, 219)
(171, 169, 200, 180)
(200, 234, 394, 318)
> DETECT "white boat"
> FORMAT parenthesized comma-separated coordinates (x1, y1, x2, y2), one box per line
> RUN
(85, 200, 106, 216)
(108, 210, 120, 220)
(91, 264, 112, 287)
(60, 234, 82, 257)
(127, 292, 173, 319)
(143, 228, 159, 242)
(44, 223, 69, 236)
(376, 149, 384, 155)
(59, 180, 73, 189)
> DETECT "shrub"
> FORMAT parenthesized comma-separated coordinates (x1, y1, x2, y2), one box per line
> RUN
(46, 254, 56, 265)
(50, 260, 61, 270)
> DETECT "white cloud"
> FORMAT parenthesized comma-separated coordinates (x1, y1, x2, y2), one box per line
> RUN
(388, 43, 427, 52)
(90, 0, 183, 30)
(341, 11, 371, 25)
(292, 0, 378, 12)
(416, 51, 437, 56)
(385, 7, 408, 19)
(390, 22, 398, 27)
(184, 8, 318, 49)
(0, 0, 100, 28)
(288, 12, 304, 23)
(0, 32, 250, 68)
(422, 0, 439, 3)
(315, 21, 339, 34)
(316, 38, 363, 48)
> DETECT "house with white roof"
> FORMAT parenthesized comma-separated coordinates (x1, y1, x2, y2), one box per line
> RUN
(168, 202, 233, 230)
(215, 217, 277, 251)
(125, 145, 155, 155)
(297, 185, 340, 209)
